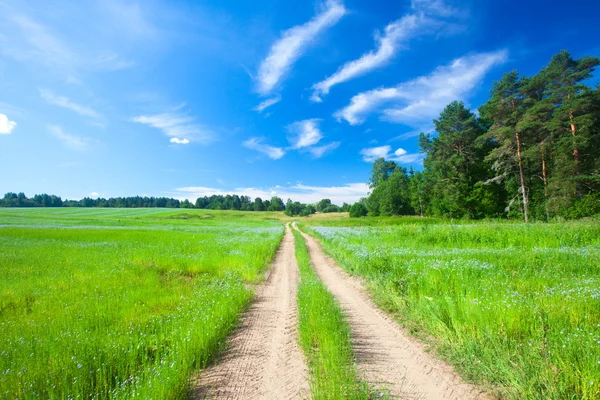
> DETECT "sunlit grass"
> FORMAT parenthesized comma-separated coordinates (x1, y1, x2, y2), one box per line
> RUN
(0, 209, 283, 399)
(303, 221, 600, 399)
(293, 228, 370, 399)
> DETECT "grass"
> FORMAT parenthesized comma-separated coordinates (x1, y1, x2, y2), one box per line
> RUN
(292, 227, 370, 399)
(302, 219, 600, 399)
(0, 209, 283, 399)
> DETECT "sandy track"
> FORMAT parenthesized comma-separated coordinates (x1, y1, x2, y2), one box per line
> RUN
(293, 223, 490, 400)
(193, 224, 309, 399)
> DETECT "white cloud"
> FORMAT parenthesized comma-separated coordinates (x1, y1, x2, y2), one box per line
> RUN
(132, 112, 214, 144)
(310, 0, 467, 102)
(40, 89, 102, 119)
(256, 0, 346, 95)
(308, 141, 340, 158)
(0, 114, 17, 134)
(48, 125, 91, 151)
(243, 137, 286, 160)
(284, 119, 340, 158)
(335, 50, 507, 126)
(311, 14, 423, 101)
(360, 145, 393, 162)
(174, 182, 369, 205)
(287, 119, 323, 149)
(170, 137, 190, 145)
(360, 145, 423, 164)
(254, 95, 281, 112)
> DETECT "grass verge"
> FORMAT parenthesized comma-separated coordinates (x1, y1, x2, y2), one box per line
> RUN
(292, 227, 371, 399)
(302, 221, 600, 399)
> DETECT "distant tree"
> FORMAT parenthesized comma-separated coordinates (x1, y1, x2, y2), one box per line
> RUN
(316, 199, 332, 212)
(253, 197, 265, 211)
(267, 196, 285, 211)
(349, 202, 368, 218)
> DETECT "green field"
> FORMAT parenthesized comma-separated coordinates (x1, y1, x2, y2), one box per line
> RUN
(302, 219, 600, 399)
(3, 208, 600, 399)
(0, 208, 283, 399)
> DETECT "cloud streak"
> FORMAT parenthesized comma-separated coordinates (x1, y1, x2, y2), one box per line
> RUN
(256, 0, 345, 95)
(253, 95, 281, 112)
(40, 89, 102, 119)
(360, 145, 423, 164)
(310, 0, 466, 102)
(48, 125, 91, 151)
(243, 137, 286, 160)
(0, 114, 17, 134)
(335, 50, 507, 126)
(132, 112, 214, 145)
(311, 14, 423, 102)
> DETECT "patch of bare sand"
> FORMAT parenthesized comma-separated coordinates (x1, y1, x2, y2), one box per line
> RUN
(193, 224, 309, 399)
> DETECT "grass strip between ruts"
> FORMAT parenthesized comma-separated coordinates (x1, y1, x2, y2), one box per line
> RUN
(292, 227, 372, 399)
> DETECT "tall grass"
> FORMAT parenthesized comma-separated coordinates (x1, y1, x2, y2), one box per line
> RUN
(304, 221, 600, 399)
(0, 210, 283, 398)
(292, 228, 370, 399)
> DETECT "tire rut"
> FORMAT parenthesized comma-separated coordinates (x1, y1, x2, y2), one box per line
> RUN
(293, 223, 491, 400)
(192, 224, 309, 400)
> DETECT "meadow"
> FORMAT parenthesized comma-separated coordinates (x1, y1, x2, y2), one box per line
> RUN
(0, 208, 283, 399)
(302, 219, 600, 399)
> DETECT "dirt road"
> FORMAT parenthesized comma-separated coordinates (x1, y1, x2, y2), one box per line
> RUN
(193, 224, 309, 399)
(293, 223, 490, 400)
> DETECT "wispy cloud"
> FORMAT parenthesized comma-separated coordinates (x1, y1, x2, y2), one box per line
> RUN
(335, 50, 507, 126)
(411, 0, 460, 17)
(286, 119, 339, 158)
(360, 145, 423, 164)
(287, 119, 323, 149)
(311, 14, 422, 102)
(48, 125, 92, 151)
(0, 114, 17, 134)
(174, 182, 369, 205)
(256, 0, 346, 95)
(253, 95, 281, 112)
(0, 13, 133, 81)
(308, 142, 340, 158)
(310, 0, 467, 102)
(243, 137, 286, 160)
(132, 112, 214, 145)
(40, 89, 102, 119)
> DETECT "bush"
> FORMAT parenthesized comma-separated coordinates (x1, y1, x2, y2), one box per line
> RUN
(349, 203, 368, 218)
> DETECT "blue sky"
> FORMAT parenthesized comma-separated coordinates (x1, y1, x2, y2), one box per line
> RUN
(1, 0, 599, 204)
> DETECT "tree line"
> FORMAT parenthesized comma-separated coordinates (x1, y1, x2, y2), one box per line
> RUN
(356, 50, 600, 221)
(0, 192, 350, 217)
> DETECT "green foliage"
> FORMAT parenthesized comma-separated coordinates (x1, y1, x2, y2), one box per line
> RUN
(285, 199, 317, 217)
(306, 220, 600, 399)
(349, 202, 367, 218)
(363, 50, 600, 221)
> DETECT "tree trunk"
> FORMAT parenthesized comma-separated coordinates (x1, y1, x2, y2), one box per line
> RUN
(542, 143, 550, 221)
(515, 129, 529, 223)
(512, 99, 529, 223)
(569, 109, 582, 198)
